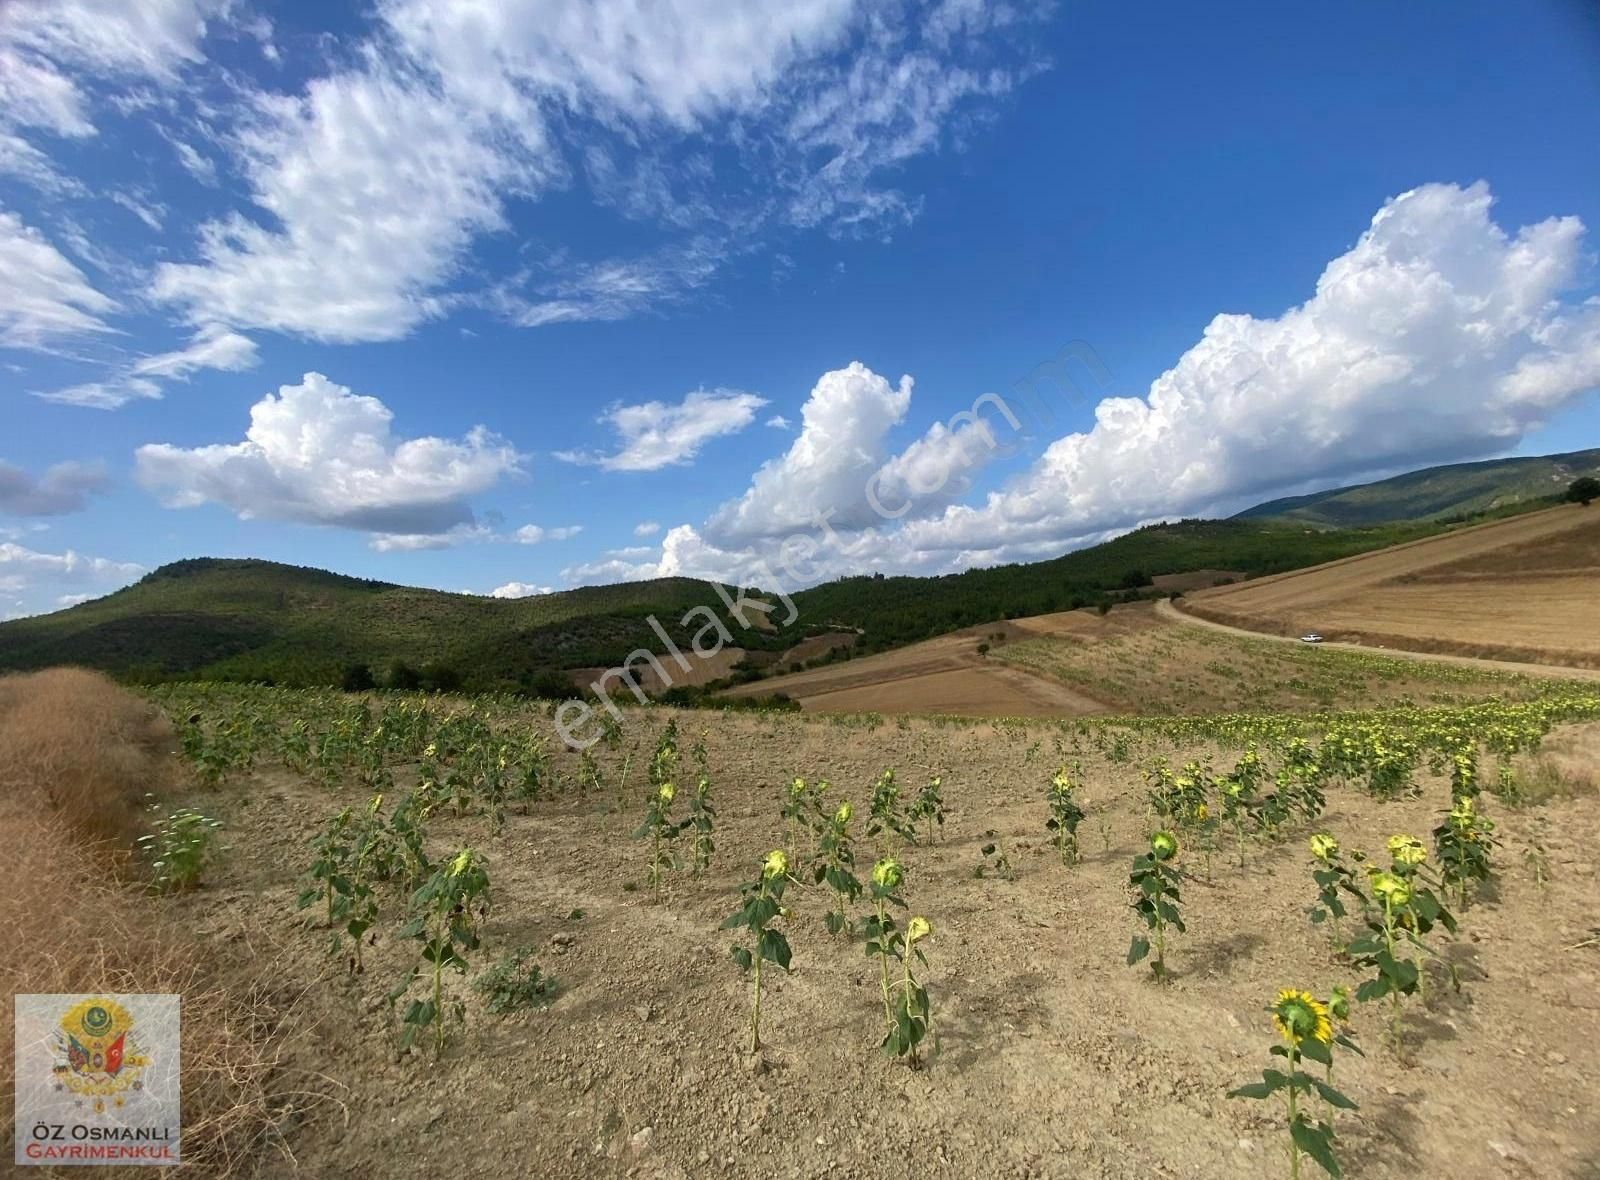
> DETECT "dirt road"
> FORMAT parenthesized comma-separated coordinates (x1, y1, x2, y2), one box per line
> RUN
(1156, 596, 1600, 682)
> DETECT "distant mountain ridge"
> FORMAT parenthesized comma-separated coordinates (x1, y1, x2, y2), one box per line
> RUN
(2, 450, 1590, 692)
(1234, 448, 1600, 528)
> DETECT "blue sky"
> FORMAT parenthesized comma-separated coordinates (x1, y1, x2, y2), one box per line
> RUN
(3, 0, 1599, 617)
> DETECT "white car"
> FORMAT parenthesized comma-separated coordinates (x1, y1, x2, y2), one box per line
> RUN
(1300, 632, 1324, 644)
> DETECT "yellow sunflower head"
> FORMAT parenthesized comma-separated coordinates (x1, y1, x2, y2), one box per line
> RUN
(834, 801, 853, 826)
(1272, 989, 1332, 1047)
(1308, 832, 1339, 863)
(1150, 831, 1179, 861)
(658, 782, 676, 804)
(1369, 869, 1412, 908)
(1387, 834, 1426, 867)
(871, 857, 903, 891)
(1193, 803, 1209, 822)
(1052, 768, 1072, 791)
(789, 777, 806, 798)
(762, 849, 789, 880)
(907, 916, 932, 945)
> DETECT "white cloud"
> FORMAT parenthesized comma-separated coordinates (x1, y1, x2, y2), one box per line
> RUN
(153, 62, 543, 342)
(0, 210, 118, 350)
(573, 188, 1600, 590)
(560, 389, 766, 471)
(368, 523, 496, 553)
(0, 541, 144, 618)
(150, 0, 1042, 342)
(135, 371, 524, 537)
(33, 324, 258, 409)
(171, 138, 219, 185)
(0, 128, 82, 192)
(490, 581, 554, 599)
(0, 460, 109, 516)
(515, 524, 583, 544)
(130, 323, 259, 380)
(0, 0, 233, 197)
(33, 379, 162, 410)
(903, 182, 1600, 558)
(705, 361, 913, 541)
(498, 241, 725, 328)
(633, 520, 661, 537)
(765, 415, 793, 430)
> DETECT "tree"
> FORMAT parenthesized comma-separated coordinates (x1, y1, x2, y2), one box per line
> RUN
(340, 662, 375, 692)
(1567, 475, 1600, 507)
(385, 660, 421, 691)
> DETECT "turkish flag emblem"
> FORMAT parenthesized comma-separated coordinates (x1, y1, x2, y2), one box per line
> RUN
(104, 1034, 126, 1076)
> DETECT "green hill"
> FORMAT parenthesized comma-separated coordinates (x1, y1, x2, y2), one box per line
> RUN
(0, 558, 787, 693)
(1234, 448, 1600, 528)
(787, 516, 1451, 649)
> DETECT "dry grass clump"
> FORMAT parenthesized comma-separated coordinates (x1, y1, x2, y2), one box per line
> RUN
(0, 669, 309, 1176)
(0, 666, 175, 846)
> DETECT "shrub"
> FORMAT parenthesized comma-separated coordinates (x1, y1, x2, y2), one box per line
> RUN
(1567, 475, 1600, 506)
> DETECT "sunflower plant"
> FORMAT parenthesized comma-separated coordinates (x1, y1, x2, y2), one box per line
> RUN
(1046, 766, 1087, 865)
(1346, 847, 1458, 1054)
(1228, 988, 1356, 1179)
(863, 857, 909, 1026)
(1305, 833, 1365, 952)
(812, 800, 863, 935)
(911, 775, 947, 843)
(687, 772, 717, 874)
(723, 850, 795, 1054)
(1128, 831, 1184, 981)
(389, 848, 491, 1057)
(879, 915, 936, 1068)
(867, 768, 917, 852)
(632, 781, 683, 897)
(1431, 796, 1498, 908)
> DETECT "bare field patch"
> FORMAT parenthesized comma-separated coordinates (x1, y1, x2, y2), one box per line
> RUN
(726, 619, 1119, 716)
(991, 617, 1548, 715)
(1186, 505, 1600, 667)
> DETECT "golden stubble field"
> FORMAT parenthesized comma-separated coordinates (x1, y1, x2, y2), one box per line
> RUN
(1184, 505, 1600, 667)
(154, 706, 1600, 1180)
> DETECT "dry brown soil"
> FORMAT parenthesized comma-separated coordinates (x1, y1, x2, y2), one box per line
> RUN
(163, 710, 1600, 1180)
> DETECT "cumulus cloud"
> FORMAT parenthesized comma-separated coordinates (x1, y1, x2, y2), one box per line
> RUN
(566, 184, 1600, 591)
(902, 182, 1600, 558)
(0, 541, 144, 619)
(490, 581, 554, 599)
(560, 389, 767, 472)
(704, 361, 918, 541)
(0, 460, 109, 516)
(0, 210, 118, 350)
(135, 371, 524, 538)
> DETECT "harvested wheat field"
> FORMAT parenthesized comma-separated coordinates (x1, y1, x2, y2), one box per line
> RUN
(1183, 505, 1600, 667)
(725, 611, 1161, 716)
(97, 681, 1600, 1179)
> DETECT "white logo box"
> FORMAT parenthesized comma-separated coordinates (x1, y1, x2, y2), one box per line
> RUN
(13, 994, 181, 1168)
